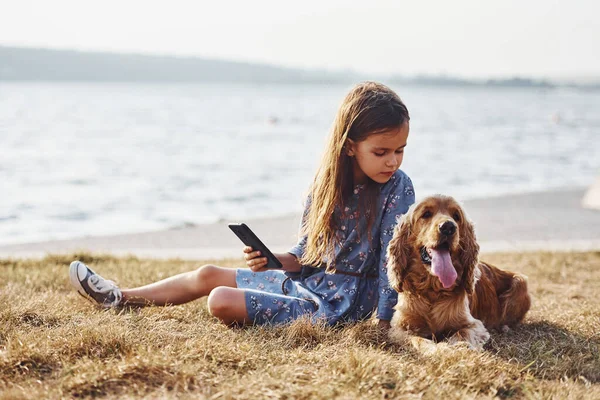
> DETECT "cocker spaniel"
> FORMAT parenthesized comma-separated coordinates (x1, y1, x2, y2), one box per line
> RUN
(386, 195, 531, 350)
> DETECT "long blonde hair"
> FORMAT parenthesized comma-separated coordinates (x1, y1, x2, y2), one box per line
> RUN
(300, 82, 410, 271)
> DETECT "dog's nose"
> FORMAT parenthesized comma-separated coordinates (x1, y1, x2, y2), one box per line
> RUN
(439, 221, 456, 236)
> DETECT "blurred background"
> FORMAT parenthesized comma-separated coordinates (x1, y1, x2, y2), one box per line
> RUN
(1, 0, 599, 245)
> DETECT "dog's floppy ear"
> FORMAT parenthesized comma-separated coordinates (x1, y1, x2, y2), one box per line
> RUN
(386, 212, 413, 292)
(459, 217, 480, 295)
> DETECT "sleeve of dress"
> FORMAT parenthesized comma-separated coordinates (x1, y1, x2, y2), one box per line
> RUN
(288, 195, 311, 259)
(376, 173, 416, 320)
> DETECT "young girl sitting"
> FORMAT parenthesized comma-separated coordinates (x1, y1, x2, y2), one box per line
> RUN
(70, 81, 415, 329)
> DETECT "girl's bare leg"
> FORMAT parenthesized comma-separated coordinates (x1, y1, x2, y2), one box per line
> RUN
(122, 264, 237, 306)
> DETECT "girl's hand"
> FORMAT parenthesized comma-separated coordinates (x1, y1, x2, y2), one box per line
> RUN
(377, 319, 391, 332)
(243, 246, 268, 272)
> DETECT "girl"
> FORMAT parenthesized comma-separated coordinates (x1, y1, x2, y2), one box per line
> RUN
(70, 81, 415, 329)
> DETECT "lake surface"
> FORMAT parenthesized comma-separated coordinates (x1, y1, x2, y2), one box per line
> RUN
(1, 82, 598, 244)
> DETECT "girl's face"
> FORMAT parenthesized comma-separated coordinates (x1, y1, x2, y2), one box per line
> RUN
(347, 121, 409, 184)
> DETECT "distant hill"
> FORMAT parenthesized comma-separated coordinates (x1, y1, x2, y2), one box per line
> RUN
(0, 46, 357, 83)
(1, 46, 598, 89)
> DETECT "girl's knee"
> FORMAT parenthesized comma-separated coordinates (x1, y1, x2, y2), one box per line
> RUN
(194, 264, 236, 290)
(207, 287, 247, 325)
(206, 286, 235, 317)
(194, 264, 219, 283)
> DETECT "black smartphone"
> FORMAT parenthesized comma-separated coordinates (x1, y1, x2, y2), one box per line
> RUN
(228, 223, 283, 269)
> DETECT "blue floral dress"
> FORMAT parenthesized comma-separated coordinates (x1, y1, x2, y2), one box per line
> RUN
(236, 170, 415, 325)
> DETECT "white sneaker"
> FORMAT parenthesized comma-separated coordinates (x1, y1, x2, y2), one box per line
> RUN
(69, 261, 122, 308)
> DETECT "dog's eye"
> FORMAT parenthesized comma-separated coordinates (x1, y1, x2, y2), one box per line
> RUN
(421, 211, 432, 219)
(453, 212, 461, 222)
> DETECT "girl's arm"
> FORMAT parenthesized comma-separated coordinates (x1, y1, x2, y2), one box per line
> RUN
(275, 252, 303, 272)
(377, 172, 415, 322)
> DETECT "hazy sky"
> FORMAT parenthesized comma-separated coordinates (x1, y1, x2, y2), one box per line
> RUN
(1, 0, 598, 79)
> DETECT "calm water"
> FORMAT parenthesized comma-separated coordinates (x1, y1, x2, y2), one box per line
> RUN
(1, 82, 599, 245)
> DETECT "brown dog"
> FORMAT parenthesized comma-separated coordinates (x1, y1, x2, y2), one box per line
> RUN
(386, 195, 531, 350)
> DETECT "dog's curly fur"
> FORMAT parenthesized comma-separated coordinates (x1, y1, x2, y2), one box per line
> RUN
(386, 195, 531, 350)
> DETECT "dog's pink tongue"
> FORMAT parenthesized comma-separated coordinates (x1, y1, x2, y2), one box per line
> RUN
(430, 248, 457, 288)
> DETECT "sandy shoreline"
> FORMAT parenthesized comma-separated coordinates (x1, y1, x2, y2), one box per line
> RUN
(1, 187, 599, 260)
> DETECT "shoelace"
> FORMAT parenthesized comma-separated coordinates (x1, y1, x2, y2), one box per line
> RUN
(88, 275, 122, 306)
(88, 275, 118, 293)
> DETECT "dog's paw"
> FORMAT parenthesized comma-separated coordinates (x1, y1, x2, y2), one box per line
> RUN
(388, 327, 439, 354)
(448, 322, 490, 351)
(410, 336, 439, 355)
(468, 327, 491, 350)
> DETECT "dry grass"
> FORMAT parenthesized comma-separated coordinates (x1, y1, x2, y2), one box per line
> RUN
(1, 251, 599, 399)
